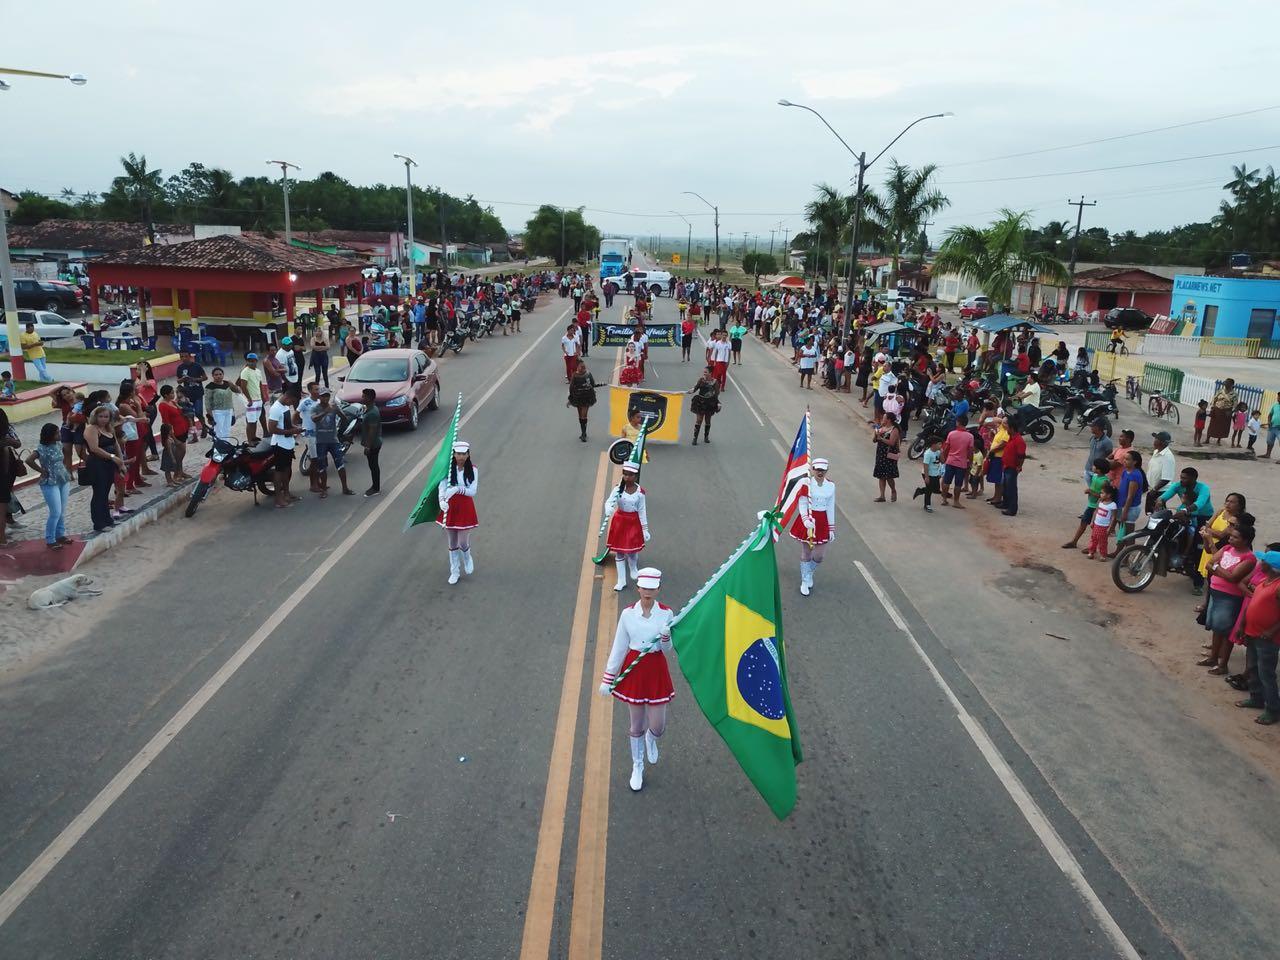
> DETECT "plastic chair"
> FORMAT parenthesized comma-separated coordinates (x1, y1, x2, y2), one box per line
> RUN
(94, 336, 111, 350)
(81, 334, 97, 349)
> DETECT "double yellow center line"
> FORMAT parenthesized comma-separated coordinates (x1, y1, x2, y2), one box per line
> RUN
(518, 348, 625, 960)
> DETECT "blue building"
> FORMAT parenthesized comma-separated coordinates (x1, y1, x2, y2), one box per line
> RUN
(1171, 274, 1280, 340)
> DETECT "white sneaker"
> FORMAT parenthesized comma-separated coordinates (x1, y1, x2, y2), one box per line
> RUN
(645, 730, 660, 764)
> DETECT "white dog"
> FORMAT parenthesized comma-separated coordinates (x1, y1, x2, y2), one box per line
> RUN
(28, 574, 103, 610)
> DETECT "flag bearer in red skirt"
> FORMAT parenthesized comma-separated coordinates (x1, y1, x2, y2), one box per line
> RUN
(789, 457, 836, 596)
(602, 461, 649, 591)
(438, 440, 479, 584)
(598, 566, 674, 792)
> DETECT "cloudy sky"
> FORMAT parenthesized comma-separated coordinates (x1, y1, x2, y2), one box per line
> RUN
(4, 0, 1279, 249)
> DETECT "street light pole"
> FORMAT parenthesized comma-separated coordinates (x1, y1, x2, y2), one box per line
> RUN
(560, 208, 566, 267)
(1, 67, 87, 381)
(393, 154, 418, 295)
(682, 191, 719, 277)
(266, 160, 300, 247)
(777, 99, 950, 335)
(670, 211, 692, 270)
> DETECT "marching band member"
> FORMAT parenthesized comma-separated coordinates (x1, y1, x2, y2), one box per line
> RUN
(438, 440, 479, 584)
(603, 461, 649, 591)
(598, 566, 675, 792)
(789, 457, 836, 596)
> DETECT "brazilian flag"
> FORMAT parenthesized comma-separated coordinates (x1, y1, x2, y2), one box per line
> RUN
(670, 519, 802, 819)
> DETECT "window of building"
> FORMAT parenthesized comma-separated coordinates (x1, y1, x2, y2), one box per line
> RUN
(1246, 307, 1277, 340)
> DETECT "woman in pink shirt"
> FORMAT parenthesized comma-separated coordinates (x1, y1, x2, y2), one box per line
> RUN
(1199, 523, 1257, 676)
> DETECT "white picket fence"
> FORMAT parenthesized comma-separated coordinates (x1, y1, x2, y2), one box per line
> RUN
(1180, 373, 1218, 407)
(1138, 334, 1203, 358)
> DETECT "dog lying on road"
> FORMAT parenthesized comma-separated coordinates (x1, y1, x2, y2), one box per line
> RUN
(28, 574, 103, 610)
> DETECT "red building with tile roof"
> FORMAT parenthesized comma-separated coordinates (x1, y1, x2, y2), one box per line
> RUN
(1069, 266, 1173, 316)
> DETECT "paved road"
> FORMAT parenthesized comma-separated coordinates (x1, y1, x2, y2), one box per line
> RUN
(0, 288, 1183, 958)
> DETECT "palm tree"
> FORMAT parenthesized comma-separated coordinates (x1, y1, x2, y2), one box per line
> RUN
(932, 209, 1069, 310)
(804, 182, 850, 284)
(866, 160, 949, 283)
(1224, 163, 1261, 201)
(119, 153, 163, 242)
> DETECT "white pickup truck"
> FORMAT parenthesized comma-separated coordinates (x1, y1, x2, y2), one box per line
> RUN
(617, 270, 673, 295)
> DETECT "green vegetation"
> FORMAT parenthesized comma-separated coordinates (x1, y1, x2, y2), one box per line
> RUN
(932, 210, 1070, 308)
(13, 155, 508, 244)
(521, 206, 601, 266)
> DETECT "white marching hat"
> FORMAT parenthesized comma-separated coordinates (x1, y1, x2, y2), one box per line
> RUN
(813, 458, 829, 470)
(636, 567, 662, 589)
(621, 461, 640, 473)
(452, 440, 471, 453)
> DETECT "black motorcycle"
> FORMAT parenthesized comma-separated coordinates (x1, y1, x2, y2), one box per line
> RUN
(1111, 509, 1197, 593)
(1011, 404, 1056, 443)
(907, 405, 953, 460)
(440, 324, 467, 354)
(1063, 381, 1118, 431)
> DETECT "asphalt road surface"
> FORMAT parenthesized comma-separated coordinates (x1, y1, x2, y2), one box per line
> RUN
(0, 286, 1184, 959)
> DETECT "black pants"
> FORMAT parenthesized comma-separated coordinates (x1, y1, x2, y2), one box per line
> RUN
(144, 402, 159, 456)
(365, 446, 381, 492)
(604, 292, 614, 307)
(89, 461, 116, 530)
(1003, 468, 1020, 515)
(920, 475, 941, 507)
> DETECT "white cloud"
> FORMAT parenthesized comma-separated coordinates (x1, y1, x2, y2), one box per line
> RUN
(796, 69, 903, 101)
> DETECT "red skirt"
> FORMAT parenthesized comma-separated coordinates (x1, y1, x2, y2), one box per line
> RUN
(607, 510, 645, 554)
(788, 510, 829, 544)
(610, 649, 675, 704)
(619, 363, 643, 386)
(437, 494, 478, 530)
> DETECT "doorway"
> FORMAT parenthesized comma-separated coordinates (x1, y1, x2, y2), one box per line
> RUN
(1246, 307, 1277, 340)
(1201, 304, 1218, 337)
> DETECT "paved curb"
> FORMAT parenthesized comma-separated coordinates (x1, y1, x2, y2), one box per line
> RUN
(72, 480, 193, 570)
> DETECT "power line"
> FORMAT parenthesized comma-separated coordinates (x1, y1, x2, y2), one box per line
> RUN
(940, 145, 1280, 186)
(939, 105, 1280, 168)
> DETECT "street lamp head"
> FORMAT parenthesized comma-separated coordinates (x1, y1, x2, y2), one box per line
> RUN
(777, 99, 794, 107)
(288, 273, 298, 283)
(940, 111, 955, 117)
(68, 74, 88, 86)
(0, 79, 9, 92)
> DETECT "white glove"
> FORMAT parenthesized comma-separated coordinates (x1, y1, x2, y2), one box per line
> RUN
(643, 529, 651, 543)
(598, 682, 612, 697)
(804, 519, 816, 534)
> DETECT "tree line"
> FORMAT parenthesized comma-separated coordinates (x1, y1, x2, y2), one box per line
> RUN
(10, 154, 509, 244)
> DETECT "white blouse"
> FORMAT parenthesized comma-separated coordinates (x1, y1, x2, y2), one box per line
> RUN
(800, 478, 835, 532)
(438, 465, 479, 503)
(603, 600, 674, 681)
(603, 485, 649, 535)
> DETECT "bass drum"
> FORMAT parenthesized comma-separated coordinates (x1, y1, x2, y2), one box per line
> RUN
(608, 438, 634, 465)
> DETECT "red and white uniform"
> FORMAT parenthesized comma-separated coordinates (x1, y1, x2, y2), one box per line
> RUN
(788, 477, 835, 544)
(604, 484, 648, 554)
(709, 336, 731, 389)
(437, 467, 479, 529)
(602, 599, 675, 704)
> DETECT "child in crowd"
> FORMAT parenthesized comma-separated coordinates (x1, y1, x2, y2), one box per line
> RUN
(1230, 401, 1248, 448)
(159, 423, 179, 486)
(1247, 409, 1261, 452)
(1193, 399, 1209, 445)
(0, 370, 14, 400)
(967, 445, 985, 499)
(1086, 482, 1117, 560)
(914, 438, 944, 513)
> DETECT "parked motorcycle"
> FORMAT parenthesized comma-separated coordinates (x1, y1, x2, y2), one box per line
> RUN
(440, 324, 467, 354)
(1110, 509, 1197, 593)
(1011, 404, 1056, 443)
(185, 437, 278, 517)
(1063, 380, 1119, 431)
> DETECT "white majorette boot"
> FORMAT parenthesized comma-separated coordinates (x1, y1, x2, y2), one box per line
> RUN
(629, 735, 645, 791)
(462, 547, 474, 575)
(645, 729, 660, 764)
(448, 550, 461, 585)
(626, 553, 640, 582)
(614, 558, 628, 592)
(800, 561, 812, 596)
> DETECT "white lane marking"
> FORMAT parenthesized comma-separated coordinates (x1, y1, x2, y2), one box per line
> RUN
(696, 326, 765, 426)
(852, 560, 1143, 960)
(0, 308, 571, 929)
(770, 438, 787, 458)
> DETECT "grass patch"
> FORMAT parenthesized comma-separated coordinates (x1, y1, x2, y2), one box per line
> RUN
(1, 347, 166, 364)
(9, 380, 52, 393)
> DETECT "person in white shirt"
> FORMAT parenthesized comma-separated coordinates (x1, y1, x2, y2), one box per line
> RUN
(597, 566, 675, 791)
(266, 384, 300, 508)
(798, 336, 820, 389)
(275, 337, 299, 388)
(1145, 430, 1178, 514)
(602, 462, 649, 590)
(788, 458, 836, 595)
(298, 382, 321, 493)
(561, 323, 581, 382)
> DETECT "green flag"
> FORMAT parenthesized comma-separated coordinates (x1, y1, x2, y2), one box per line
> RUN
(406, 392, 462, 529)
(670, 519, 802, 819)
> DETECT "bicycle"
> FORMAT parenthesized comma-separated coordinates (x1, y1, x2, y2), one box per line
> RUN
(1147, 390, 1181, 425)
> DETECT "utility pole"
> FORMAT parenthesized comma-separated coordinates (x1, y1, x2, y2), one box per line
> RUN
(393, 154, 418, 295)
(1063, 195, 1097, 316)
(266, 160, 300, 246)
(560, 208, 567, 267)
(438, 189, 449, 272)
